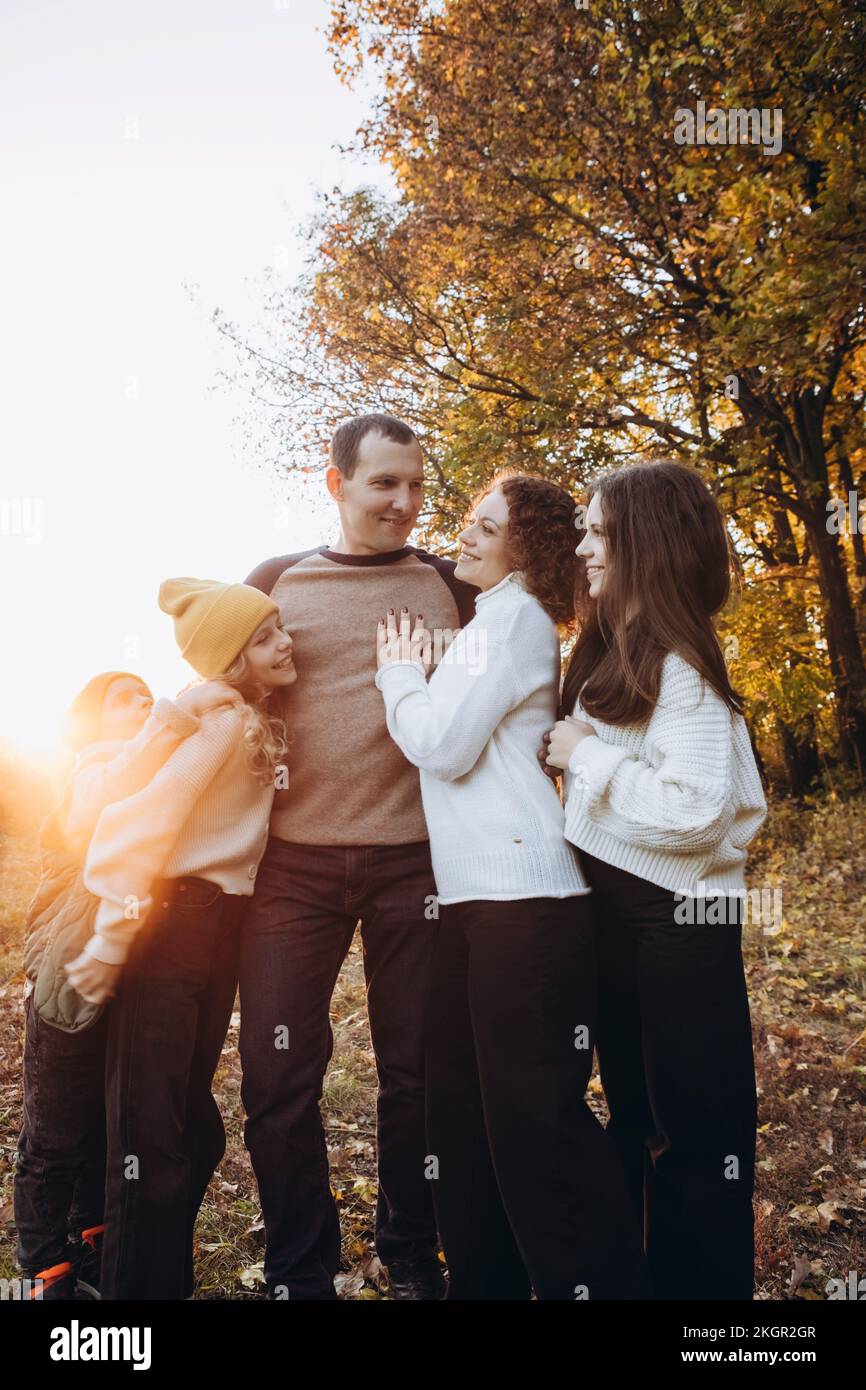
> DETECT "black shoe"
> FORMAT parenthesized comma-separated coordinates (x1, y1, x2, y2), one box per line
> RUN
(72, 1223, 104, 1299)
(385, 1256, 447, 1301)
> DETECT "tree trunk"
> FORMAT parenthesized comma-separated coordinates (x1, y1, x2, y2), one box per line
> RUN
(747, 718, 769, 791)
(771, 394, 866, 778)
(832, 425, 866, 592)
(776, 717, 820, 798)
(799, 500, 866, 777)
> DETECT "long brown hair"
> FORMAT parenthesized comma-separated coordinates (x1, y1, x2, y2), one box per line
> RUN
(561, 461, 743, 724)
(469, 470, 580, 628)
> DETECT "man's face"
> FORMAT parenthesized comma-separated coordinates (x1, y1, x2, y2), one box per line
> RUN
(329, 429, 424, 553)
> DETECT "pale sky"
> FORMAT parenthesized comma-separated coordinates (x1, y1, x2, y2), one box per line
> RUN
(1, 0, 390, 757)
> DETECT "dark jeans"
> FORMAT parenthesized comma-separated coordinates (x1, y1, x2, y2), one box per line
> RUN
(580, 850, 758, 1301)
(101, 875, 245, 1300)
(14, 994, 108, 1276)
(426, 895, 648, 1301)
(238, 836, 440, 1298)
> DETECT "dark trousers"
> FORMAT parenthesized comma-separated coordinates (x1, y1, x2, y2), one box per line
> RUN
(426, 895, 648, 1301)
(14, 994, 108, 1276)
(580, 851, 758, 1301)
(101, 875, 245, 1300)
(238, 836, 440, 1298)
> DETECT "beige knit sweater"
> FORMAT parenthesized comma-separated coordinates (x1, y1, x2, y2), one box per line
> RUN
(82, 706, 275, 964)
(254, 546, 475, 845)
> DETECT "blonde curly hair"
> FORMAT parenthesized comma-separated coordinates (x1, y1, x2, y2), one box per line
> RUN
(218, 650, 292, 787)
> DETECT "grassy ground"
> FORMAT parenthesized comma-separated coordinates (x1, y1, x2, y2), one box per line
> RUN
(1, 794, 864, 1300)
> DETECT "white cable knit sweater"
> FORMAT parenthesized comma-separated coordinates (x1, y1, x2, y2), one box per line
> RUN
(374, 570, 589, 904)
(562, 651, 767, 896)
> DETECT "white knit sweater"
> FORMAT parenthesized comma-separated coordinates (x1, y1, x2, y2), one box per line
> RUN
(562, 651, 767, 896)
(374, 570, 589, 904)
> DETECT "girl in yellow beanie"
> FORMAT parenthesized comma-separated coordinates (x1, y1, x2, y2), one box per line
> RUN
(64, 578, 297, 1300)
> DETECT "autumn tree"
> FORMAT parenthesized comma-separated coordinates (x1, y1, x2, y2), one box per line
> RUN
(218, 0, 866, 780)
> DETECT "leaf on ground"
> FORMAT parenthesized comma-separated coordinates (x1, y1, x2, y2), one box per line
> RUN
(786, 1254, 813, 1294)
(335, 1267, 366, 1297)
(239, 1263, 265, 1288)
(816, 1200, 849, 1232)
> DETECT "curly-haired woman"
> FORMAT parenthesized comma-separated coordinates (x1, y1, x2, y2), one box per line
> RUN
(374, 471, 647, 1301)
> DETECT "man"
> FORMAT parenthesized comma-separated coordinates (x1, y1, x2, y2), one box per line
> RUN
(239, 413, 477, 1300)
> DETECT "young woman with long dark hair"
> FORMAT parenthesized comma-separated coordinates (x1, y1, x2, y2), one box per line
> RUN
(545, 460, 767, 1301)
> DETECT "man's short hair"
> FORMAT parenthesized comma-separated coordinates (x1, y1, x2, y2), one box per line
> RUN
(329, 413, 420, 479)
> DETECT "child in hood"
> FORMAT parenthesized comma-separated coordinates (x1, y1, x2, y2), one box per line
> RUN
(14, 670, 238, 1299)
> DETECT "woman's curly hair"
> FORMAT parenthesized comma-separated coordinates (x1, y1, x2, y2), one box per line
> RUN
(466, 470, 580, 629)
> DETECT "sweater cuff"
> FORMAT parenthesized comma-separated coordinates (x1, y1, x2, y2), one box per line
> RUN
(374, 660, 427, 691)
(82, 932, 130, 966)
(152, 696, 200, 737)
(569, 734, 632, 793)
(82, 894, 151, 966)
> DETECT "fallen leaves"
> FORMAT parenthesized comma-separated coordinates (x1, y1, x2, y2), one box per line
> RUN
(239, 1263, 266, 1289)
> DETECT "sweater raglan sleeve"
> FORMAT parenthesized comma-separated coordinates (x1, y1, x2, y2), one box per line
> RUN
(563, 655, 736, 854)
(81, 707, 242, 964)
(66, 698, 201, 846)
(373, 623, 532, 782)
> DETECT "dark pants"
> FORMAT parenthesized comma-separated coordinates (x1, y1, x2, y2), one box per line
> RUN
(238, 837, 440, 1298)
(100, 875, 245, 1300)
(426, 895, 648, 1301)
(14, 994, 108, 1276)
(580, 851, 758, 1301)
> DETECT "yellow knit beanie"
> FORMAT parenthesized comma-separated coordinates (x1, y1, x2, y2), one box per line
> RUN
(159, 577, 280, 679)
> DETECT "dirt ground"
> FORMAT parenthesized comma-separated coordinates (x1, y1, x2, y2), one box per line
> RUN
(1, 792, 864, 1300)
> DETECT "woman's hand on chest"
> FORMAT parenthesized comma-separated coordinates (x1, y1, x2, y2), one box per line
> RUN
(377, 607, 433, 674)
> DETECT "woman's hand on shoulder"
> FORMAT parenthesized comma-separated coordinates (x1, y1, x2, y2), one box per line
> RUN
(175, 680, 243, 719)
(377, 608, 432, 674)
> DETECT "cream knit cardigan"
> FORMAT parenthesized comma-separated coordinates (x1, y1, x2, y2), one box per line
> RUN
(374, 570, 589, 904)
(82, 706, 275, 964)
(562, 650, 767, 897)
(66, 696, 201, 856)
